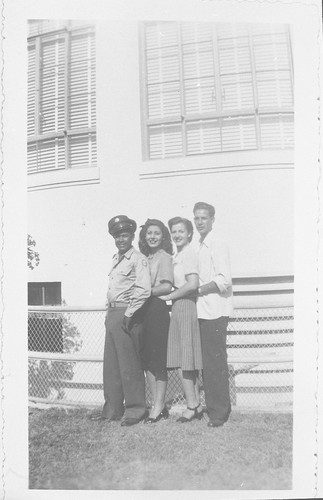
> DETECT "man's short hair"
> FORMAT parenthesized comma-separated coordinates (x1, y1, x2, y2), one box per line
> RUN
(193, 202, 215, 218)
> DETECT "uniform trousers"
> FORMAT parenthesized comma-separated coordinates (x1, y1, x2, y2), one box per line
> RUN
(199, 316, 231, 423)
(102, 307, 146, 420)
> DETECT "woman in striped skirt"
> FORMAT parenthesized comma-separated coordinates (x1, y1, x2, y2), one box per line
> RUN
(160, 217, 203, 423)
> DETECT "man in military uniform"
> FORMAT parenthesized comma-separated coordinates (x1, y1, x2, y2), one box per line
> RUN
(91, 215, 151, 426)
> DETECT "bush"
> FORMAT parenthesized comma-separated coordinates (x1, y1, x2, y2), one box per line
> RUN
(27, 234, 40, 269)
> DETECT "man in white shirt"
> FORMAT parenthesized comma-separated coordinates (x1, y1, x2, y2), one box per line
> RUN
(193, 202, 233, 427)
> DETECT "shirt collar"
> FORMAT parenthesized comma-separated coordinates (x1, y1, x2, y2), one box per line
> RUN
(123, 247, 134, 259)
(113, 246, 134, 261)
(199, 230, 213, 248)
(174, 243, 190, 258)
(148, 248, 163, 259)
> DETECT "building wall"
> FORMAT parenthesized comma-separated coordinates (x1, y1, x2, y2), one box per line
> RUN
(28, 21, 294, 306)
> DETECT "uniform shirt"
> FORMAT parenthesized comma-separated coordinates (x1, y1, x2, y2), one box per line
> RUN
(106, 246, 151, 317)
(195, 231, 233, 320)
(173, 244, 199, 289)
(148, 249, 173, 287)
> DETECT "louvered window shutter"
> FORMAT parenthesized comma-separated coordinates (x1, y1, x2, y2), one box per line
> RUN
(68, 27, 97, 167)
(27, 143, 38, 174)
(38, 138, 65, 171)
(182, 23, 216, 115)
(39, 33, 66, 135)
(27, 43, 36, 138)
(27, 22, 96, 174)
(186, 120, 221, 155)
(182, 23, 220, 155)
(69, 28, 96, 130)
(252, 27, 294, 149)
(142, 22, 293, 159)
(27, 139, 65, 174)
(145, 23, 183, 159)
(69, 133, 97, 168)
(259, 114, 294, 150)
(217, 26, 257, 151)
(218, 27, 254, 113)
(253, 31, 293, 110)
(222, 116, 257, 151)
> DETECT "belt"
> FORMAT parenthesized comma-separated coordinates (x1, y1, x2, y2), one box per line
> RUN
(109, 301, 129, 308)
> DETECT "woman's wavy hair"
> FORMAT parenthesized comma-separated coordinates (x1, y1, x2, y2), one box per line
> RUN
(168, 216, 194, 243)
(138, 219, 173, 256)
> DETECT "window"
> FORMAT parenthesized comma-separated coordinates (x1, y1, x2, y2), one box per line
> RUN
(28, 282, 62, 305)
(140, 22, 294, 160)
(28, 282, 62, 352)
(27, 20, 96, 174)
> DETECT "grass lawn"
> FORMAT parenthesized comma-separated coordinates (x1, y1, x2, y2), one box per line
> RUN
(29, 407, 292, 490)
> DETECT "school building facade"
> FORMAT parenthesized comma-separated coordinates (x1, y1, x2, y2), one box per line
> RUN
(27, 19, 294, 307)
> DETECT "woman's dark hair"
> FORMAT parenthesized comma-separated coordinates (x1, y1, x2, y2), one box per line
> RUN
(138, 219, 173, 256)
(168, 216, 194, 243)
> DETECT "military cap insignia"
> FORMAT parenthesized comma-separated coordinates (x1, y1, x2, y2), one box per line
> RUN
(108, 215, 137, 236)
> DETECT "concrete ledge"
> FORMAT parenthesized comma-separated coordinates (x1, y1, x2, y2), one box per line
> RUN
(28, 166, 100, 191)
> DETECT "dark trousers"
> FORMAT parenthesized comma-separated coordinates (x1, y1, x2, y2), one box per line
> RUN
(199, 316, 231, 423)
(102, 307, 146, 420)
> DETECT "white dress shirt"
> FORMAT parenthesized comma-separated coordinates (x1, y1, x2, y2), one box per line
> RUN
(195, 231, 234, 320)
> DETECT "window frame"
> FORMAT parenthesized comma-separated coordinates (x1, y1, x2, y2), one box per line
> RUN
(27, 22, 96, 174)
(139, 21, 294, 161)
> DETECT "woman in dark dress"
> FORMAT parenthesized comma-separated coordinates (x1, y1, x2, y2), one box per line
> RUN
(138, 219, 174, 423)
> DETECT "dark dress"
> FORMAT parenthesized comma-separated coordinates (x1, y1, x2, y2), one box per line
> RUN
(142, 249, 173, 373)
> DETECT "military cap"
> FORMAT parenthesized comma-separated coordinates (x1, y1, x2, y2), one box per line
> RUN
(108, 215, 137, 236)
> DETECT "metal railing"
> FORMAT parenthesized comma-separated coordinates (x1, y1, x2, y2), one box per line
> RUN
(28, 298, 293, 411)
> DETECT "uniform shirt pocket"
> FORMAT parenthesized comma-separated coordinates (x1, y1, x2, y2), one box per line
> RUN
(119, 263, 133, 277)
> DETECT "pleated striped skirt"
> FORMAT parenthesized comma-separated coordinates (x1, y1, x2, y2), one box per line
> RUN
(167, 297, 203, 370)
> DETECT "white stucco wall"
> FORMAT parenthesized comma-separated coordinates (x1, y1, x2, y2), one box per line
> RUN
(28, 21, 294, 306)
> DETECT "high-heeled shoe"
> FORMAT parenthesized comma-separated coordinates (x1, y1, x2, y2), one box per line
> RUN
(144, 406, 169, 424)
(177, 405, 203, 423)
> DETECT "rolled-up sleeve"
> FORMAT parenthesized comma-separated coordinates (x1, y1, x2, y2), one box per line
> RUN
(125, 256, 151, 317)
(212, 239, 232, 294)
(183, 246, 199, 276)
(158, 253, 174, 284)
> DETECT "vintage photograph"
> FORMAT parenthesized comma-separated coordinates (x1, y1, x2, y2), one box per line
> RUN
(26, 17, 295, 490)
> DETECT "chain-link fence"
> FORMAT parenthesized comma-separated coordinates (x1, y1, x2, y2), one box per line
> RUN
(28, 304, 293, 410)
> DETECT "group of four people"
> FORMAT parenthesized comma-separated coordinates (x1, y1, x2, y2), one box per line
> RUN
(90, 202, 233, 428)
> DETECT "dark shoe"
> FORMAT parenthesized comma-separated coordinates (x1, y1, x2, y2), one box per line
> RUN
(121, 414, 146, 427)
(207, 406, 231, 427)
(145, 406, 169, 424)
(208, 419, 225, 428)
(177, 405, 203, 423)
